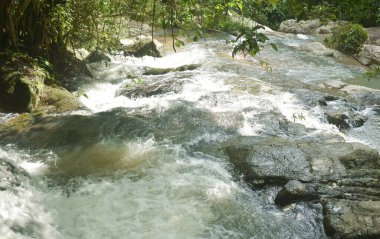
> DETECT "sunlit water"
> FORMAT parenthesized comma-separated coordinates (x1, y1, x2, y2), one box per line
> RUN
(1, 32, 379, 239)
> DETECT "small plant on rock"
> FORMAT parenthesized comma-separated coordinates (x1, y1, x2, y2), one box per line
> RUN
(324, 23, 368, 55)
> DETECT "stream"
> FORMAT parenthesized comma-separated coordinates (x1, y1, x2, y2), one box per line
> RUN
(1, 32, 379, 239)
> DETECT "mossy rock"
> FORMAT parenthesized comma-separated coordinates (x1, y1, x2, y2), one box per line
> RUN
(0, 52, 46, 113)
(38, 86, 84, 113)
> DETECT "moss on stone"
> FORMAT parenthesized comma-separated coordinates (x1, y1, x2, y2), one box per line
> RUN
(0, 52, 46, 112)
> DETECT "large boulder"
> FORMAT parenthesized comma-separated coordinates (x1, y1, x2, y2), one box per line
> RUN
(356, 45, 380, 66)
(224, 136, 380, 238)
(0, 54, 45, 113)
(38, 86, 84, 113)
(279, 19, 343, 35)
(121, 35, 163, 57)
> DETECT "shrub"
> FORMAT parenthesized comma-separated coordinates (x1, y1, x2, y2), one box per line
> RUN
(325, 23, 368, 54)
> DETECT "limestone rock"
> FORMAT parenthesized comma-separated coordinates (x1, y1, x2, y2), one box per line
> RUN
(297, 42, 335, 56)
(356, 45, 380, 66)
(366, 27, 380, 46)
(279, 19, 322, 34)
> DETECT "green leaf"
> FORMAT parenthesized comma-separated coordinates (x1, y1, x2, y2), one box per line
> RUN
(270, 43, 278, 51)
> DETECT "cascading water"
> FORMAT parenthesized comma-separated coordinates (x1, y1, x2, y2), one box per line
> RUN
(1, 32, 379, 239)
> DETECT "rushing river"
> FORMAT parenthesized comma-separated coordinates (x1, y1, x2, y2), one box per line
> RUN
(1, 32, 379, 239)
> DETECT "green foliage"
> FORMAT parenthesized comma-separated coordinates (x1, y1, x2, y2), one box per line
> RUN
(249, 0, 380, 30)
(292, 112, 305, 123)
(365, 66, 380, 80)
(325, 23, 368, 54)
(1, 0, 273, 59)
(231, 25, 276, 57)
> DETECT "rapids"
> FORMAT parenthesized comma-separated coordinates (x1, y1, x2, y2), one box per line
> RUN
(1, 32, 379, 239)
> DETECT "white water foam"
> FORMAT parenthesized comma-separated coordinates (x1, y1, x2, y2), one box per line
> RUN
(0, 147, 58, 239)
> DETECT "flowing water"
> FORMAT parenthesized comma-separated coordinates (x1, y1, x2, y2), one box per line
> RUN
(1, 32, 379, 239)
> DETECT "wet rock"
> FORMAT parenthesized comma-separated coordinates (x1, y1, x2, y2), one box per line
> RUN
(85, 50, 111, 64)
(323, 199, 380, 239)
(325, 113, 350, 129)
(324, 95, 340, 102)
(339, 145, 380, 170)
(318, 99, 328, 106)
(143, 64, 201, 75)
(0, 159, 28, 190)
(117, 78, 184, 98)
(325, 112, 367, 130)
(275, 180, 318, 207)
(0, 111, 154, 149)
(224, 137, 314, 186)
(297, 42, 335, 56)
(225, 136, 380, 238)
(121, 36, 162, 57)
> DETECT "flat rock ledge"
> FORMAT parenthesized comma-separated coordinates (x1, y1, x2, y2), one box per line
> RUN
(224, 136, 380, 239)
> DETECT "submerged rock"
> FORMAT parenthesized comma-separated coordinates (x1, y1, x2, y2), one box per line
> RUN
(117, 78, 185, 98)
(0, 159, 28, 191)
(297, 42, 335, 56)
(143, 64, 201, 75)
(325, 112, 367, 130)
